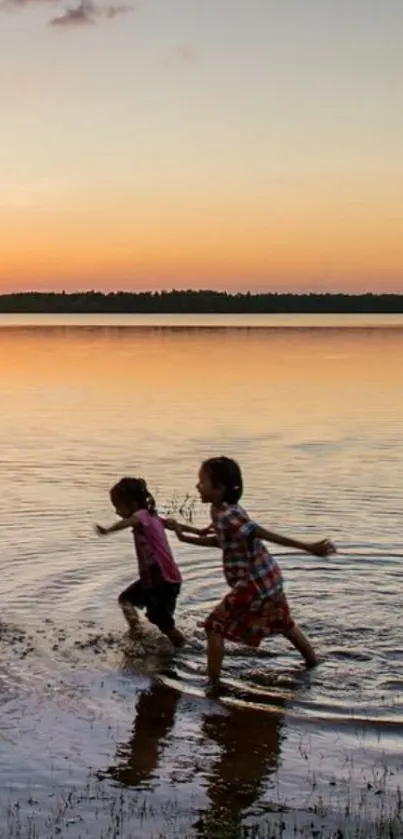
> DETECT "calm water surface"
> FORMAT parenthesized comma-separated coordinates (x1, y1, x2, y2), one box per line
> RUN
(1, 314, 403, 837)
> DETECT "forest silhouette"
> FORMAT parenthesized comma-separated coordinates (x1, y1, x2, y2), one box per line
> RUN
(0, 290, 402, 313)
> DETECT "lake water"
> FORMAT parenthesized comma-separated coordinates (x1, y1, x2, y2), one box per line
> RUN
(1, 314, 403, 838)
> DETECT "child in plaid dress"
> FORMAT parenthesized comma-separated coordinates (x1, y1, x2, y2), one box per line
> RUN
(173, 457, 335, 693)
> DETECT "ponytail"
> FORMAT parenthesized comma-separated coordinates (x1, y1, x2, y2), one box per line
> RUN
(137, 479, 157, 515)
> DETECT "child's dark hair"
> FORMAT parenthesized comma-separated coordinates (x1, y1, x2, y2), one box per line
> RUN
(110, 477, 157, 515)
(202, 456, 243, 504)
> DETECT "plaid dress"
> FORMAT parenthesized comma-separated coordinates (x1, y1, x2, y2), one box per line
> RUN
(205, 504, 295, 647)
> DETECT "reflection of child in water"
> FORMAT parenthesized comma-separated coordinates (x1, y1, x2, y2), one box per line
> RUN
(105, 681, 180, 788)
(95, 477, 184, 648)
(173, 457, 335, 692)
(105, 676, 289, 836)
(198, 699, 286, 836)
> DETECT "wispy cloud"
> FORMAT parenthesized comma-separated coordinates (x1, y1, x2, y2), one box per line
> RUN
(48, 0, 130, 26)
(2, 0, 59, 9)
(49, 0, 93, 25)
(1, 0, 131, 25)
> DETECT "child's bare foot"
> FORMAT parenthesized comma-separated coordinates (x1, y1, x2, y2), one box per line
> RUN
(285, 625, 318, 668)
(166, 628, 185, 649)
(205, 678, 224, 698)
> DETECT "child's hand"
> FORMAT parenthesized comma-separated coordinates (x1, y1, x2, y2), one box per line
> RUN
(95, 524, 108, 536)
(309, 539, 336, 557)
(199, 524, 215, 536)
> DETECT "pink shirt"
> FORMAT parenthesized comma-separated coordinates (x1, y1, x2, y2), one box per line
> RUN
(133, 509, 182, 588)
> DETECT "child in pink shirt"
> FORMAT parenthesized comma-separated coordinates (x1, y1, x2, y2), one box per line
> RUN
(95, 477, 184, 648)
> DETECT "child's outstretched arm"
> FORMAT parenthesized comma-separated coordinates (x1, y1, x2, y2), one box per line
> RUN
(95, 515, 139, 536)
(180, 523, 215, 537)
(162, 518, 214, 537)
(172, 522, 219, 548)
(253, 525, 335, 557)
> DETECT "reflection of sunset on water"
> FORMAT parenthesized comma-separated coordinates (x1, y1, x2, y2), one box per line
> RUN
(2, 318, 402, 515)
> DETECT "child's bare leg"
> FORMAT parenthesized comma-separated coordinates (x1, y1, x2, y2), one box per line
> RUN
(119, 599, 141, 633)
(207, 631, 225, 682)
(284, 625, 318, 667)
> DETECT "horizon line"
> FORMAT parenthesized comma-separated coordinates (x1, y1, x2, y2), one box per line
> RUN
(1, 289, 403, 298)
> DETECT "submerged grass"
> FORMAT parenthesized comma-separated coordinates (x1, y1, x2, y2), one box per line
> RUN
(2, 769, 403, 839)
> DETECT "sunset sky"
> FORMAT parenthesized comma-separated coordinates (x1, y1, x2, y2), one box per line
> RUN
(1, 0, 402, 293)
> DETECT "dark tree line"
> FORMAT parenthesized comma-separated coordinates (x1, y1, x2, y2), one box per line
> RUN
(0, 290, 402, 314)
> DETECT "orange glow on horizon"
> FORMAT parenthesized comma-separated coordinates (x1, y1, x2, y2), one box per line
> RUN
(1, 178, 402, 292)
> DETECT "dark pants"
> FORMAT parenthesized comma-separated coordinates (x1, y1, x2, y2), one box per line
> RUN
(118, 580, 180, 634)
